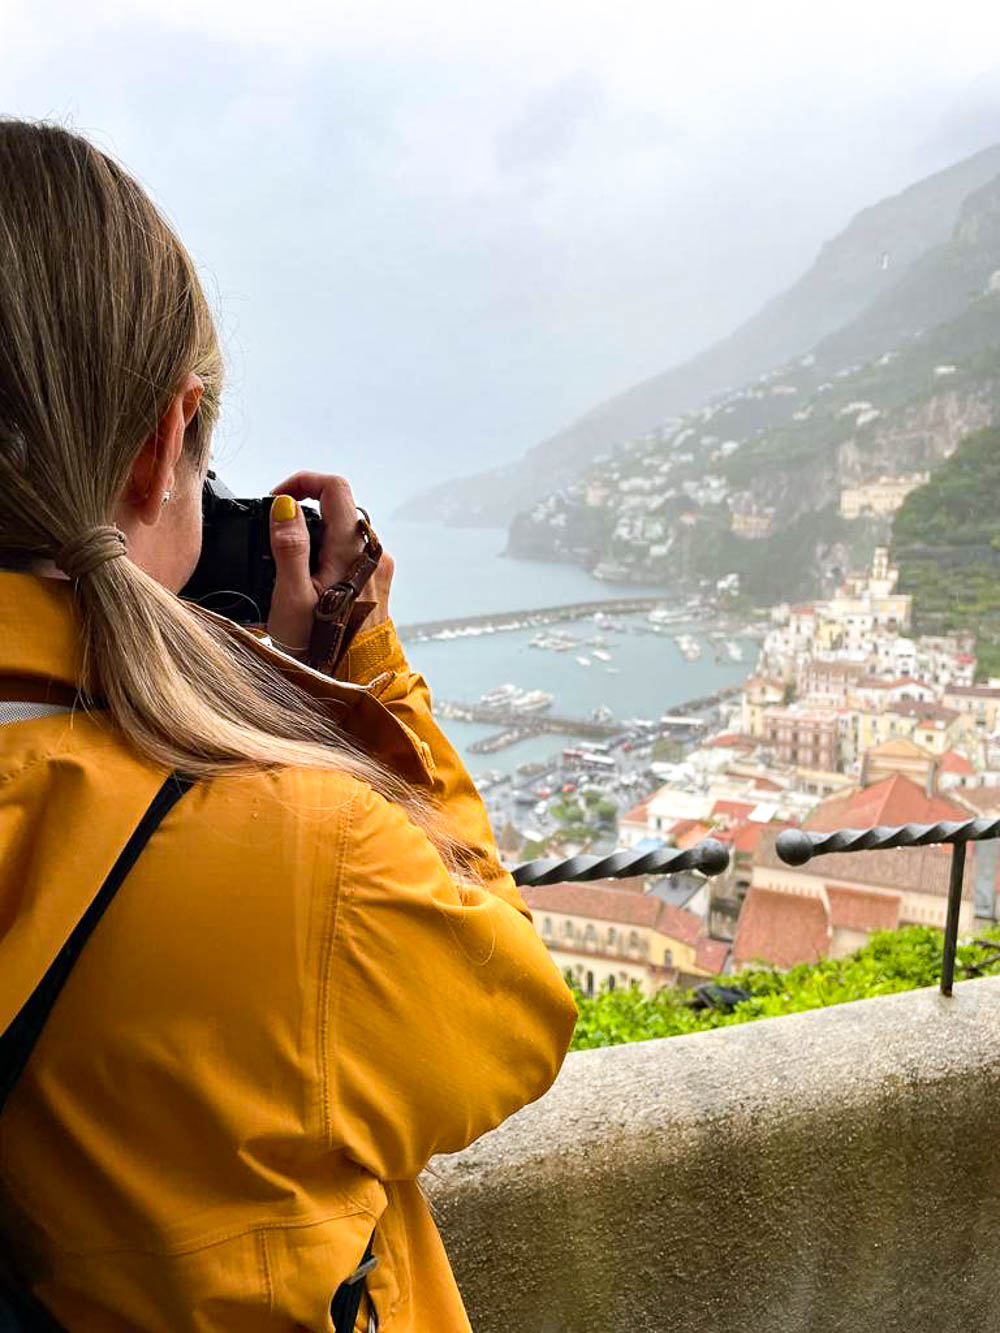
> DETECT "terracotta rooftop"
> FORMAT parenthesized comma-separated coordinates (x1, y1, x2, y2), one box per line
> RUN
(733, 886, 830, 968)
(694, 936, 731, 975)
(889, 701, 960, 725)
(667, 818, 702, 842)
(826, 885, 901, 932)
(939, 750, 976, 776)
(621, 797, 652, 825)
(745, 674, 785, 691)
(702, 733, 756, 750)
(803, 773, 968, 833)
(866, 737, 933, 760)
(674, 821, 713, 851)
(732, 822, 775, 855)
(956, 786, 1000, 814)
(945, 685, 1000, 698)
(711, 798, 757, 823)
(522, 882, 703, 944)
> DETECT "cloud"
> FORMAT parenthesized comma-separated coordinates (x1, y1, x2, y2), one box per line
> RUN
(2, 0, 1000, 511)
(495, 72, 606, 175)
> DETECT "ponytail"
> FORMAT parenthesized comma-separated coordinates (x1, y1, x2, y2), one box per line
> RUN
(0, 118, 473, 877)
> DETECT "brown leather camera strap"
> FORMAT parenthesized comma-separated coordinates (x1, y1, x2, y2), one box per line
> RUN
(306, 510, 383, 676)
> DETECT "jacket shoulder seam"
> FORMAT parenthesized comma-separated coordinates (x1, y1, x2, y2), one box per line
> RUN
(319, 782, 359, 1143)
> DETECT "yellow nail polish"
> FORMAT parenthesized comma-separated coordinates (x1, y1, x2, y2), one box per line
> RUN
(272, 494, 297, 522)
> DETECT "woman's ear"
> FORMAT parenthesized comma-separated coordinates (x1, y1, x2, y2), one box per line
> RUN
(126, 374, 204, 526)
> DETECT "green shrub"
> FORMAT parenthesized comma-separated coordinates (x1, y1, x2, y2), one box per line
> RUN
(567, 924, 1000, 1050)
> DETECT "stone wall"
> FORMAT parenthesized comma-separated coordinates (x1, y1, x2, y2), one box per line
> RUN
(423, 977, 1000, 1332)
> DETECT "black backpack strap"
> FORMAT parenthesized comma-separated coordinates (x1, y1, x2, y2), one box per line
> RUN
(0, 772, 195, 1327)
(330, 1229, 378, 1333)
(0, 772, 194, 1112)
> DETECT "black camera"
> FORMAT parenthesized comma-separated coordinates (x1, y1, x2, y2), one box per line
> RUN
(180, 471, 324, 624)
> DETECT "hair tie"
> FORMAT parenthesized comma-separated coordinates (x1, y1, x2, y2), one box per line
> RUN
(56, 526, 128, 580)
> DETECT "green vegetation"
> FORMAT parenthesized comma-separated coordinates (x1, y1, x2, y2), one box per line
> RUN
(684, 504, 865, 603)
(893, 425, 1000, 679)
(548, 794, 614, 846)
(568, 924, 1000, 1050)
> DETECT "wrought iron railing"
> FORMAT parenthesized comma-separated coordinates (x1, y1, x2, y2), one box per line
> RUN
(776, 817, 1000, 996)
(513, 838, 730, 887)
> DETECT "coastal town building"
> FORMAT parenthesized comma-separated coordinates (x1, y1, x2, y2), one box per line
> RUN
(839, 473, 930, 520)
(942, 685, 1000, 733)
(762, 706, 840, 772)
(522, 881, 729, 995)
(741, 675, 786, 736)
(860, 737, 938, 789)
(735, 774, 980, 969)
(729, 496, 773, 538)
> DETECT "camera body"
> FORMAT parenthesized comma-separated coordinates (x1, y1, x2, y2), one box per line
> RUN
(180, 472, 324, 624)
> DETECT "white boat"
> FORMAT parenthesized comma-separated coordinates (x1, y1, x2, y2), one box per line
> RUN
(576, 656, 592, 667)
(592, 649, 612, 662)
(514, 690, 555, 713)
(726, 640, 744, 662)
(480, 683, 520, 706)
(674, 633, 703, 662)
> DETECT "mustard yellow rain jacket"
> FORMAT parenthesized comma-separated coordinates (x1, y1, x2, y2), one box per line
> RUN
(0, 572, 577, 1330)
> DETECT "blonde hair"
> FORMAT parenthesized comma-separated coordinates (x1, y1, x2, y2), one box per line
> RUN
(0, 119, 473, 874)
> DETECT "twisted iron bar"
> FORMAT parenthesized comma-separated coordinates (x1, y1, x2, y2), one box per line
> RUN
(776, 816, 1000, 997)
(513, 837, 730, 887)
(776, 817, 1000, 866)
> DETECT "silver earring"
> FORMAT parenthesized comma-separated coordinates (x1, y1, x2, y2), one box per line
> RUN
(161, 491, 172, 507)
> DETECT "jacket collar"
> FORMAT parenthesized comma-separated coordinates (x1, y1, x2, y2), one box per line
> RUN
(0, 572, 82, 693)
(0, 571, 433, 787)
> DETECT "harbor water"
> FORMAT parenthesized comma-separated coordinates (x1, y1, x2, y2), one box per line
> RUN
(379, 520, 755, 777)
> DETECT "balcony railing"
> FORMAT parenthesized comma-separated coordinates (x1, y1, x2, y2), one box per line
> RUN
(513, 837, 730, 886)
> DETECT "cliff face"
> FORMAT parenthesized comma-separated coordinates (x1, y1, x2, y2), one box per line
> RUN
(502, 269, 1000, 602)
(497, 160, 1000, 604)
(396, 141, 1000, 528)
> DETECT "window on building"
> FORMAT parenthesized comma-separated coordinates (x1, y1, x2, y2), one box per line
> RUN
(608, 926, 617, 945)
(663, 948, 674, 967)
(607, 975, 616, 992)
(629, 930, 641, 952)
(586, 969, 594, 996)
(543, 917, 552, 937)
(563, 919, 573, 936)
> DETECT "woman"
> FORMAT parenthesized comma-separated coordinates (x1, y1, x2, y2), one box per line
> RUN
(0, 120, 577, 1330)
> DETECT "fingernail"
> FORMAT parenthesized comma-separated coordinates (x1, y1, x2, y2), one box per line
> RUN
(272, 494, 297, 522)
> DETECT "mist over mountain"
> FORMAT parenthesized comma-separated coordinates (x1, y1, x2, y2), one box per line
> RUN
(395, 142, 1000, 528)
(500, 163, 1000, 603)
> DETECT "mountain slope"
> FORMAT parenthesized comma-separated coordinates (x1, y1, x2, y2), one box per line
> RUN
(396, 141, 1000, 526)
(893, 426, 1000, 681)
(505, 269, 1000, 600)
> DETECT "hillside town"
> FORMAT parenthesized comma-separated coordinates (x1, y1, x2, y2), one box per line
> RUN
(506, 547, 1000, 997)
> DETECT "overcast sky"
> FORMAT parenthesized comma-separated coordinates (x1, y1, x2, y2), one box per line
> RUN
(4, 0, 1000, 511)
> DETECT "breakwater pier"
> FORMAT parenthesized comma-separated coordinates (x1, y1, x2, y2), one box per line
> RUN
(437, 681, 742, 754)
(396, 596, 669, 642)
(437, 700, 621, 740)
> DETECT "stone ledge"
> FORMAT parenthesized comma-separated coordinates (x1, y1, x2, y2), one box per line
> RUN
(423, 977, 1000, 1332)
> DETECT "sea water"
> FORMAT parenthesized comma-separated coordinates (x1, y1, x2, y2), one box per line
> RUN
(378, 520, 754, 776)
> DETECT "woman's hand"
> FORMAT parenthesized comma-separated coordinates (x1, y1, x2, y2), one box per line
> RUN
(266, 472, 394, 657)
